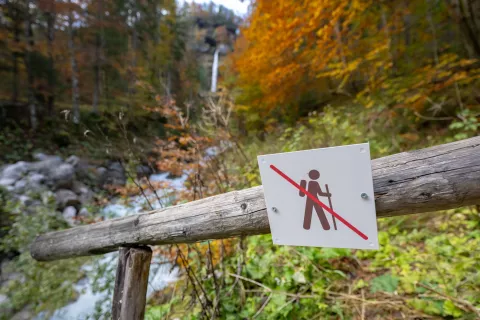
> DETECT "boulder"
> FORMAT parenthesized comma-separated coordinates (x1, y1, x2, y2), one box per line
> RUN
(136, 165, 153, 178)
(78, 207, 90, 217)
(10, 174, 47, 194)
(12, 179, 27, 193)
(218, 43, 229, 55)
(62, 206, 77, 226)
(0, 293, 8, 304)
(66, 155, 80, 168)
(104, 162, 126, 186)
(50, 163, 75, 189)
(95, 167, 107, 186)
(27, 173, 45, 185)
(11, 309, 32, 320)
(108, 161, 123, 172)
(74, 158, 97, 182)
(29, 157, 62, 175)
(32, 152, 51, 161)
(72, 181, 93, 204)
(18, 195, 33, 206)
(0, 162, 30, 181)
(55, 189, 80, 210)
(0, 178, 16, 187)
(0, 294, 12, 318)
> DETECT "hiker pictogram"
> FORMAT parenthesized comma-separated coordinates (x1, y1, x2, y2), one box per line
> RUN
(268, 163, 369, 241)
(299, 170, 338, 231)
(258, 144, 378, 249)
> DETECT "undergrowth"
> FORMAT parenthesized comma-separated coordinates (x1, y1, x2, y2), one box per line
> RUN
(145, 105, 480, 319)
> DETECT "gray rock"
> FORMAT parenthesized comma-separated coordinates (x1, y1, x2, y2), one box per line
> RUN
(96, 166, 107, 176)
(79, 190, 93, 204)
(50, 163, 75, 189)
(0, 161, 30, 181)
(136, 165, 153, 178)
(0, 178, 16, 187)
(33, 152, 50, 161)
(13, 179, 27, 193)
(72, 181, 87, 194)
(218, 43, 229, 55)
(29, 157, 63, 175)
(73, 181, 93, 204)
(78, 207, 90, 217)
(0, 293, 8, 304)
(63, 206, 77, 226)
(103, 162, 126, 186)
(28, 173, 45, 184)
(18, 195, 33, 206)
(66, 155, 80, 167)
(0, 293, 12, 318)
(55, 189, 80, 210)
(22, 173, 46, 193)
(108, 162, 123, 172)
(95, 167, 107, 187)
(11, 309, 32, 320)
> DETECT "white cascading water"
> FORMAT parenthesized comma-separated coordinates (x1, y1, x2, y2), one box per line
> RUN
(211, 47, 220, 93)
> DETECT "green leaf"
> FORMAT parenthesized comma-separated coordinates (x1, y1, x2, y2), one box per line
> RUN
(443, 300, 463, 318)
(370, 274, 399, 293)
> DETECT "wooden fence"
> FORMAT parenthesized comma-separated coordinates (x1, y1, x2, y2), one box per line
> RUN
(30, 136, 480, 319)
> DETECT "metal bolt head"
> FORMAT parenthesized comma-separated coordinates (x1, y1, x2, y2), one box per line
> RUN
(361, 193, 368, 199)
(272, 207, 278, 213)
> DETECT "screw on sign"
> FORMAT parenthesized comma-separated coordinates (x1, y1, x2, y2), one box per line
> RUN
(257, 143, 379, 250)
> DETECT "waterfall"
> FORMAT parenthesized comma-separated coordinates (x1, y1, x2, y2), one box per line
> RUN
(211, 47, 220, 93)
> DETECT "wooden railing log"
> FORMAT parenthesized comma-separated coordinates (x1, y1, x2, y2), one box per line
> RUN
(31, 136, 480, 261)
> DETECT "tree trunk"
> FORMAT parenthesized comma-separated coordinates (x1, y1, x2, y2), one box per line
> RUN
(426, 0, 440, 65)
(92, 0, 104, 113)
(12, 18, 20, 103)
(153, 2, 161, 88)
(24, 0, 37, 130)
(447, 0, 480, 58)
(127, 1, 137, 109)
(45, 0, 56, 116)
(67, 0, 80, 124)
(403, 1, 412, 66)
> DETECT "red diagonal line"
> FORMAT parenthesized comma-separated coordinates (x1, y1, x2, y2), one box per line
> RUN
(269, 164, 368, 240)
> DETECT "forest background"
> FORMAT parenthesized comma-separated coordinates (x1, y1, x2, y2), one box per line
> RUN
(0, 0, 479, 319)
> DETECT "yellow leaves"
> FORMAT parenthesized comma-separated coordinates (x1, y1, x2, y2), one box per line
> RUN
(233, 0, 480, 120)
(365, 43, 389, 61)
(400, 133, 420, 142)
(405, 93, 423, 104)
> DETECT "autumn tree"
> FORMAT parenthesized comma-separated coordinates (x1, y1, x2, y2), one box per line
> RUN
(232, 0, 480, 132)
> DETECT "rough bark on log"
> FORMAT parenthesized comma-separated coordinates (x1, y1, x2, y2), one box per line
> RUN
(112, 246, 152, 320)
(31, 136, 480, 261)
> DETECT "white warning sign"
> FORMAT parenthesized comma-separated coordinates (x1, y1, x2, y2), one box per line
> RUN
(257, 143, 379, 250)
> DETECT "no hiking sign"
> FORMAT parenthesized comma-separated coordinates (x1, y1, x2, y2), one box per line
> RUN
(257, 143, 379, 250)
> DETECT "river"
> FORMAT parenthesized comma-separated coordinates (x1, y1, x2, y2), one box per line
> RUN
(50, 172, 188, 320)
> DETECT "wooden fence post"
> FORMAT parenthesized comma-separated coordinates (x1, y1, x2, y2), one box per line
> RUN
(112, 246, 152, 320)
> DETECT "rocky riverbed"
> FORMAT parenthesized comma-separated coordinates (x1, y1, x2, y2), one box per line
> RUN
(0, 153, 131, 226)
(0, 154, 182, 320)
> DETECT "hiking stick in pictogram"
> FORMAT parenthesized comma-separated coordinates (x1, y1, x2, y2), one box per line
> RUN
(325, 184, 337, 230)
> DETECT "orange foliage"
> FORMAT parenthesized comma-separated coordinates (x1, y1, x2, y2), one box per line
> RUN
(231, 0, 480, 122)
